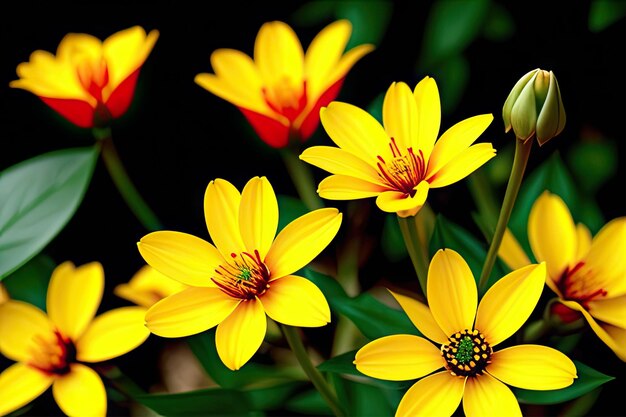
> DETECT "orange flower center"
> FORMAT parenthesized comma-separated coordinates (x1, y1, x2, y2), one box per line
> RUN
(77, 57, 110, 103)
(28, 329, 76, 376)
(442, 329, 492, 377)
(376, 138, 426, 197)
(557, 262, 607, 310)
(262, 78, 307, 122)
(212, 250, 271, 300)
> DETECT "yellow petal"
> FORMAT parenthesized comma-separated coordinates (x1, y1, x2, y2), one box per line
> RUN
(575, 223, 592, 260)
(205, 179, 247, 257)
(254, 21, 304, 88)
(427, 114, 494, 177)
(325, 43, 375, 93)
(427, 249, 477, 336)
(138, 231, 222, 287)
(588, 295, 626, 328)
(300, 146, 384, 185)
(265, 208, 342, 278)
(215, 299, 266, 370)
(583, 217, 626, 296)
(382, 82, 418, 151)
(238, 177, 278, 260)
(487, 345, 577, 390)
(56, 33, 102, 61)
(475, 263, 547, 346)
(0, 301, 55, 362)
(396, 371, 465, 417)
(388, 290, 448, 345)
(376, 181, 429, 215)
(318, 174, 387, 200)
(413, 76, 441, 160)
(259, 275, 329, 327)
(462, 373, 521, 417)
(528, 191, 577, 280)
(0, 363, 53, 416)
(426, 143, 496, 188)
(47, 262, 103, 341)
(0, 283, 8, 304)
(498, 228, 532, 270)
(114, 265, 187, 308)
(145, 287, 240, 338)
(320, 102, 389, 164)
(53, 364, 106, 417)
(76, 307, 150, 362)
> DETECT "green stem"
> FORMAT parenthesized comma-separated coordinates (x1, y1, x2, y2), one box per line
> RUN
(95, 128, 163, 231)
(281, 324, 345, 417)
(478, 139, 533, 293)
(280, 148, 323, 210)
(397, 214, 430, 296)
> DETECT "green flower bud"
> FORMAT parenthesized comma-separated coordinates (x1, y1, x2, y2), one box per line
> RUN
(502, 69, 566, 145)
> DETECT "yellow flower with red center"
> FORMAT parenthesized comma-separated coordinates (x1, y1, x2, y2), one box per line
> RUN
(0, 262, 149, 416)
(498, 191, 626, 360)
(354, 249, 576, 417)
(10, 26, 158, 128)
(195, 20, 374, 148)
(114, 265, 188, 308)
(138, 176, 342, 370)
(300, 78, 496, 217)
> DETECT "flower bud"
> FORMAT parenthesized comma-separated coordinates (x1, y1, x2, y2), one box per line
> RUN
(502, 68, 566, 145)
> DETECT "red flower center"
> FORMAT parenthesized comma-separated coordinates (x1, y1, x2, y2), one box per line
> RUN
(77, 58, 110, 103)
(212, 250, 271, 300)
(28, 330, 76, 376)
(376, 138, 426, 196)
(557, 262, 608, 309)
(263, 78, 307, 122)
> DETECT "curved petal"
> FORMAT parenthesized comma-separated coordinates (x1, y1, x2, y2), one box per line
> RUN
(239, 176, 278, 259)
(382, 82, 418, 151)
(320, 102, 389, 164)
(426, 114, 493, 176)
(575, 223, 592, 260)
(300, 146, 384, 185)
(583, 217, 626, 296)
(475, 263, 546, 346)
(138, 231, 222, 287)
(413, 76, 441, 159)
(354, 335, 444, 381)
(498, 228, 532, 271)
(528, 191, 577, 280)
(205, 179, 247, 257)
(239, 106, 289, 147)
(388, 290, 448, 345)
(0, 363, 53, 416)
(326, 44, 374, 91)
(260, 275, 329, 327)
(0, 283, 8, 303)
(426, 143, 496, 188)
(76, 307, 150, 362)
(318, 174, 387, 200)
(265, 208, 342, 279)
(0, 301, 55, 362)
(195, 73, 273, 118)
(215, 299, 266, 370)
(53, 364, 106, 417)
(145, 287, 240, 338)
(488, 345, 577, 390)
(376, 181, 429, 216)
(462, 373, 521, 417)
(114, 265, 187, 308)
(588, 295, 626, 328)
(428, 249, 477, 336)
(396, 371, 465, 417)
(47, 262, 103, 340)
(254, 21, 303, 87)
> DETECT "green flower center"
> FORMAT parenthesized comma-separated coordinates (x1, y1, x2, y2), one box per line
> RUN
(238, 268, 252, 281)
(442, 329, 492, 377)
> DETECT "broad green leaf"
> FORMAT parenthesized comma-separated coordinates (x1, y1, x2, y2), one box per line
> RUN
(245, 381, 307, 411)
(427, 54, 469, 114)
(588, 0, 626, 32)
(285, 389, 333, 416)
(2, 254, 55, 311)
(482, 2, 515, 41)
(277, 194, 309, 232)
(0, 146, 98, 280)
(135, 388, 249, 416)
(560, 387, 603, 417)
(514, 361, 614, 405)
(332, 373, 403, 417)
(381, 214, 408, 262)
(317, 349, 361, 377)
(302, 268, 348, 301)
(566, 140, 618, 194)
(336, 0, 393, 48)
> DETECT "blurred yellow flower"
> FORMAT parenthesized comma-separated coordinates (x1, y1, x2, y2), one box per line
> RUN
(499, 191, 626, 360)
(0, 284, 8, 304)
(195, 20, 373, 148)
(114, 265, 187, 308)
(138, 176, 341, 370)
(10, 26, 158, 128)
(300, 78, 495, 217)
(354, 249, 576, 417)
(0, 262, 149, 416)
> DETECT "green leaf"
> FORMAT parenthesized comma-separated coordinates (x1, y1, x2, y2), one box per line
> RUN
(285, 389, 333, 416)
(245, 381, 307, 411)
(482, 2, 515, 41)
(2, 254, 55, 311)
(560, 387, 603, 417)
(588, 0, 626, 32)
(566, 140, 618, 194)
(302, 268, 348, 301)
(277, 194, 309, 232)
(0, 146, 98, 280)
(336, 0, 393, 48)
(317, 350, 361, 376)
(381, 214, 408, 261)
(135, 388, 250, 416)
(514, 361, 614, 405)
(427, 54, 470, 114)
(332, 373, 403, 417)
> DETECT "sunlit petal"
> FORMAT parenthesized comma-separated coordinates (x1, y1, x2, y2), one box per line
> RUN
(383, 82, 418, 151)
(318, 174, 388, 200)
(205, 179, 247, 257)
(254, 21, 304, 88)
(195, 73, 273, 117)
(0, 301, 55, 362)
(575, 223, 592, 260)
(0, 363, 53, 416)
(396, 371, 465, 417)
(388, 290, 448, 345)
(260, 275, 329, 327)
(114, 265, 187, 308)
(427, 143, 496, 188)
(588, 295, 626, 328)
(462, 373, 521, 417)
(376, 181, 429, 216)
(413, 76, 441, 159)
(239, 176, 278, 259)
(498, 228, 532, 270)
(300, 146, 384, 185)
(583, 217, 626, 296)
(53, 364, 106, 417)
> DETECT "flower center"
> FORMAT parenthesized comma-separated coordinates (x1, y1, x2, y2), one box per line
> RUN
(28, 330, 76, 376)
(77, 57, 110, 103)
(557, 262, 607, 309)
(212, 250, 270, 300)
(376, 138, 426, 196)
(442, 329, 492, 377)
(263, 78, 307, 122)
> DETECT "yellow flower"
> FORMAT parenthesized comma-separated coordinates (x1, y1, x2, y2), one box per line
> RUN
(114, 265, 187, 308)
(300, 78, 495, 217)
(354, 249, 576, 417)
(0, 262, 149, 416)
(499, 191, 626, 360)
(10, 26, 158, 128)
(195, 20, 373, 148)
(138, 176, 342, 370)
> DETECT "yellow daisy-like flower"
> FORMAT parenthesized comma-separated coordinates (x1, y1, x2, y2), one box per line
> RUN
(300, 78, 495, 217)
(138, 176, 342, 370)
(0, 262, 149, 416)
(499, 191, 626, 361)
(114, 265, 187, 308)
(354, 249, 576, 417)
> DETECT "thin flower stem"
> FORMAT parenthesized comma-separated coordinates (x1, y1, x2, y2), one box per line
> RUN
(397, 214, 430, 296)
(281, 324, 345, 417)
(280, 148, 323, 210)
(478, 139, 533, 293)
(95, 128, 163, 231)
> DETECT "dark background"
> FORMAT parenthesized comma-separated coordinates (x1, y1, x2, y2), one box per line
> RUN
(1, 1, 624, 416)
